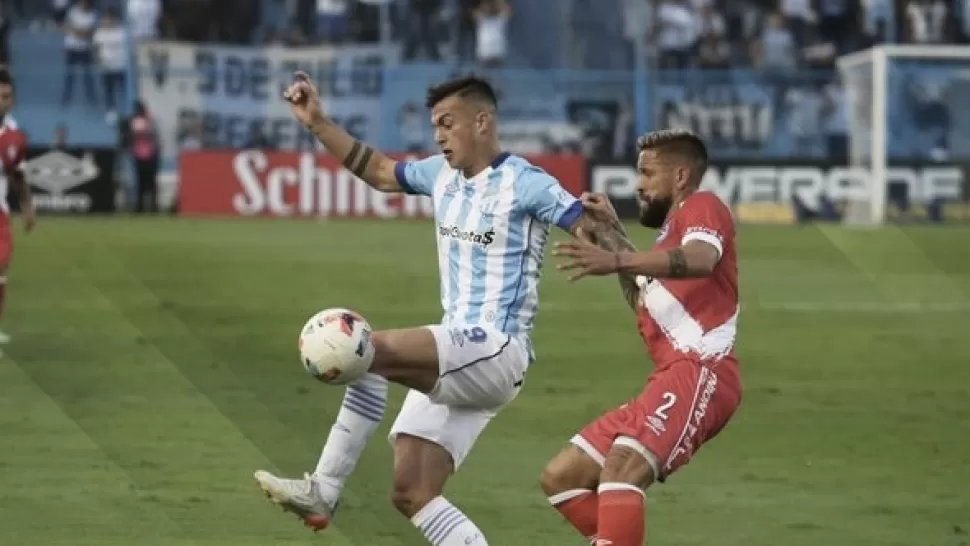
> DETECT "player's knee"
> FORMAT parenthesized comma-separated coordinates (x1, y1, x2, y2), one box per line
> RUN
(389, 479, 440, 519)
(600, 439, 658, 489)
(539, 446, 601, 496)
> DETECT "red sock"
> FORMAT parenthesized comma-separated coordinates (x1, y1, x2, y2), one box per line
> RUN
(596, 483, 645, 546)
(549, 489, 598, 540)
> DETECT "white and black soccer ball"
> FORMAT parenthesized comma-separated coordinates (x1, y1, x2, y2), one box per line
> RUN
(299, 308, 375, 385)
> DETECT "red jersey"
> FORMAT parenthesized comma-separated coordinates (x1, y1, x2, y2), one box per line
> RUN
(0, 117, 27, 215)
(635, 191, 739, 370)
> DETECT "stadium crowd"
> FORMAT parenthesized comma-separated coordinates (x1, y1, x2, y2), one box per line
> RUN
(0, 0, 960, 68)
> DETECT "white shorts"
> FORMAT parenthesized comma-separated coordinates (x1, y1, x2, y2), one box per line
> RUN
(388, 323, 529, 469)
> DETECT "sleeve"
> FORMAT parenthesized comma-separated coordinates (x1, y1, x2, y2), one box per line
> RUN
(393, 154, 447, 196)
(680, 193, 733, 261)
(516, 167, 583, 231)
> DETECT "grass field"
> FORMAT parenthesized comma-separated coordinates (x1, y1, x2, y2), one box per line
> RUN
(1, 217, 969, 546)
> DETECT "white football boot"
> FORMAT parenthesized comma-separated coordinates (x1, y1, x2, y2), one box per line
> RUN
(254, 470, 337, 531)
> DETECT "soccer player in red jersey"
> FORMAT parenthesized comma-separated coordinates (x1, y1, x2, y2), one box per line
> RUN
(0, 68, 37, 345)
(542, 129, 741, 546)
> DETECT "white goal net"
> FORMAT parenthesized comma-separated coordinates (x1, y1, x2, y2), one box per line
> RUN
(837, 45, 970, 226)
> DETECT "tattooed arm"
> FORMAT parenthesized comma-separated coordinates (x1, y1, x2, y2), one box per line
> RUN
(568, 211, 642, 309)
(304, 117, 401, 192)
(615, 241, 720, 278)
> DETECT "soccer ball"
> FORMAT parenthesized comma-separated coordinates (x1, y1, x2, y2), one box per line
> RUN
(299, 308, 375, 385)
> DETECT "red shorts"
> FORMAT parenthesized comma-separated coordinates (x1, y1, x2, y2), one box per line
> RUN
(0, 214, 11, 268)
(573, 358, 742, 481)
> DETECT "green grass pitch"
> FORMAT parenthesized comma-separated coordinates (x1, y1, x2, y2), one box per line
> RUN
(1, 217, 968, 546)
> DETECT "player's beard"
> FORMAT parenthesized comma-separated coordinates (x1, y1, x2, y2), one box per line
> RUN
(638, 195, 672, 228)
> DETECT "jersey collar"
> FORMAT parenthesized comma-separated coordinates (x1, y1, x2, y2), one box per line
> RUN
(489, 152, 511, 169)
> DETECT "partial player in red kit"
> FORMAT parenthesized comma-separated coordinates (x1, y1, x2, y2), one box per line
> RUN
(0, 68, 37, 345)
(541, 129, 741, 545)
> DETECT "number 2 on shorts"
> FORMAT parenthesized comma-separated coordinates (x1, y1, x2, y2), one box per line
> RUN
(654, 392, 677, 421)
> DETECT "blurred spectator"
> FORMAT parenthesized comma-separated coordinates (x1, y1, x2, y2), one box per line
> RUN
(61, 0, 98, 106)
(694, 4, 729, 67)
(317, 0, 350, 44)
(815, 0, 859, 54)
(752, 12, 798, 72)
(781, 0, 814, 44)
(455, 0, 479, 63)
(52, 0, 70, 26)
(473, 0, 511, 68)
(94, 9, 128, 119)
(127, 100, 160, 214)
(403, 0, 442, 61)
(905, 0, 948, 43)
(653, 0, 698, 70)
(126, 0, 161, 41)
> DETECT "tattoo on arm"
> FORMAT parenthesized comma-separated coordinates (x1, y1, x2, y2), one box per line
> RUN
(342, 141, 375, 177)
(574, 212, 641, 309)
(667, 248, 688, 277)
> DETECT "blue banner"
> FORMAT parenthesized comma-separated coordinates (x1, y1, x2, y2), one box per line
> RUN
(133, 46, 970, 165)
(137, 41, 400, 171)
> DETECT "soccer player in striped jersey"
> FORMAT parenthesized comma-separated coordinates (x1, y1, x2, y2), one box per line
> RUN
(253, 73, 631, 545)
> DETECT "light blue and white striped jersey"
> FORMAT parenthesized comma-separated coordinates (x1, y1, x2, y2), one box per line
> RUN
(394, 152, 582, 343)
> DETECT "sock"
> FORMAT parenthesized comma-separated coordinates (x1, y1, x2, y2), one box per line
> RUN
(411, 496, 488, 546)
(596, 483, 645, 546)
(312, 373, 388, 503)
(548, 489, 598, 540)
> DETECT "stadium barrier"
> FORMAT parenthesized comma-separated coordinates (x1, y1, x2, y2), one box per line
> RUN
(177, 150, 587, 217)
(15, 146, 118, 214)
(590, 158, 970, 224)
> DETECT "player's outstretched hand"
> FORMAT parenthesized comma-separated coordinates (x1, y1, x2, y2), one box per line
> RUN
(283, 71, 326, 128)
(554, 230, 621, 281)
(580, 192, 624, 232)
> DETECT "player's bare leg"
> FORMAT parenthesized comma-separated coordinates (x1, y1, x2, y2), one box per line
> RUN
(0, 263, 11, 345)
(393, 435, 488, 545)
(596, 440, 657, 546)
(540, 444, 603, 541)
(255, 327, 442, 530)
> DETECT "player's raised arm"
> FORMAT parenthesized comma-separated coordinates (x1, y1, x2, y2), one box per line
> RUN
(284, 71, 401, 193)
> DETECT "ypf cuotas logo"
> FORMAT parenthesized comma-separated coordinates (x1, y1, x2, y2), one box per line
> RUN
(438, 225, 495, 247)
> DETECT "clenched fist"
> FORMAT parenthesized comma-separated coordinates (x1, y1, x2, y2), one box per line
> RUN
(283, 71, 327, 129)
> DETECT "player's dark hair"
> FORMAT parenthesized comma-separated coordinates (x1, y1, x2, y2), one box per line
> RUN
(425, 75, 498, 110)
(636, 128, 708, 184)
(0, 68, 14, 89)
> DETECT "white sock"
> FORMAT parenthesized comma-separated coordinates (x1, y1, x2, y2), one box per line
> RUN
(312, 373, 388, 503)
(411, 496, 488, 546)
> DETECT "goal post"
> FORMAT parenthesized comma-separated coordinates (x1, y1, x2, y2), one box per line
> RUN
(836, 44, 970, 226)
